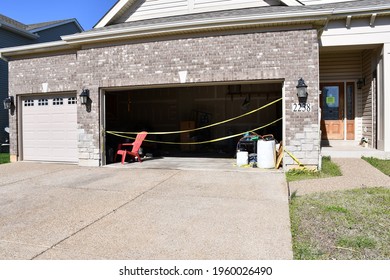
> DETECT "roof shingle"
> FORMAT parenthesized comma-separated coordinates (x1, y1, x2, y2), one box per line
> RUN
(88, 0, 390, 34)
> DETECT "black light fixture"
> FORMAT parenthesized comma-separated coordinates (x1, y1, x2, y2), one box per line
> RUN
(3, 96, 13, 110)
(357, 78, 365, 90)
(296, 78, 308, 99)
(79, 89, 90, 105)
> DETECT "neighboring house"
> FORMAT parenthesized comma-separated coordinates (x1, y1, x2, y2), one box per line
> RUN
(0, 0, 389, 169)
(0, 14, 83, 147)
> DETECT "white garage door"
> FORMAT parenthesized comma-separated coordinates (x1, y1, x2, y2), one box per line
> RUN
(22, 95, 78, 163)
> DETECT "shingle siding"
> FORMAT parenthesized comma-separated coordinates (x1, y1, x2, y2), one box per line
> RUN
(0, 59, 8, 144)
(0, 29, 33, 48)
(0, 29, 33, 146)
(9, 28, 320, 167)
(0, 18, 83, 152)
(35, 23, 82, 43)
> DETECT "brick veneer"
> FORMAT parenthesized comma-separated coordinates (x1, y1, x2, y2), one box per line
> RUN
(8, 28, 320, 167)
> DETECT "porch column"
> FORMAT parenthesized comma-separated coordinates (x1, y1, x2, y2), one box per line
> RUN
(383, 43, 390, 152)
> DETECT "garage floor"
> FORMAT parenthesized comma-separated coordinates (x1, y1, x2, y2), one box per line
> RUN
(0, 162, 292, 260)
(107, 156, 283, 172)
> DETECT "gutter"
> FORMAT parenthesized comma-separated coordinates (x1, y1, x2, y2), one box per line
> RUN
(2, 3, 390, 58)
(0, 22, 39, 39)
(329, 3, 390, 16)
(0, 53, 8, 62)
(65, 0, 390, 45)
(63, 10, 334, 44)
(63, 2, 390, 45)
(0, 40, 75, 59)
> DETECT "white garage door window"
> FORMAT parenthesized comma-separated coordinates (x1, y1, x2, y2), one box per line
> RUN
(22, 95, 78, 162)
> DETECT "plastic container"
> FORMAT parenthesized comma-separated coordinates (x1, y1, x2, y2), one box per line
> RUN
(236, 151, 248, 166)
(257, 139, 276, 168)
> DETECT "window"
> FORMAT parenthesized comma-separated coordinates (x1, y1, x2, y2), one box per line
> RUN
(53, 98, 64, 105)
(38, 99, 48, 106)
(24, 100, 34, 107)
(68, 97, 77, 104)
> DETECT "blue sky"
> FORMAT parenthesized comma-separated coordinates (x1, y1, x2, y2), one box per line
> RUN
(0, 0, 118, 30)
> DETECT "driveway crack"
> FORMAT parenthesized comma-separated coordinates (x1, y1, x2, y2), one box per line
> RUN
(30, 170, 180, 260)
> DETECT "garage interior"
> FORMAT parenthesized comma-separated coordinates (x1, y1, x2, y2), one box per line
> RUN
(104, 82, 283, 165)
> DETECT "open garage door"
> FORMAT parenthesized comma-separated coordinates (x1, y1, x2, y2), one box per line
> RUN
(104, 83, 282, 164)
(21, 94, 78, 163)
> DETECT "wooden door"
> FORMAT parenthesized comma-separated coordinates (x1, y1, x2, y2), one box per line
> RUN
(320, 83, 344, 140)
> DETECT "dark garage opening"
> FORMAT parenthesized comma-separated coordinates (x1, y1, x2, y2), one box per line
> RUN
(104, 83, 283, 164)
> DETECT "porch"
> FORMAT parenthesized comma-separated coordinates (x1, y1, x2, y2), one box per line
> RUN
(321, 140, 390, 159)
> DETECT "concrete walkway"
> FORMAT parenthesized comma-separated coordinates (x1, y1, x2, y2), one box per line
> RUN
(0, 161, 292, 260)
(289, 158, 390, 196)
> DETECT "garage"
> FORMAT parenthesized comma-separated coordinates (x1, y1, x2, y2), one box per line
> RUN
(104, 82, 283, 164)
(21, 94, 78, 163)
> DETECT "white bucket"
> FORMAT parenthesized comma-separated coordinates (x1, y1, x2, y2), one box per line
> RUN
(257, 140, 276, 169)
(236, 151, 248, 166)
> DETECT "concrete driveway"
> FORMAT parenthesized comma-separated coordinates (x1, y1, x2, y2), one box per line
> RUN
(0, 161, 292, 260)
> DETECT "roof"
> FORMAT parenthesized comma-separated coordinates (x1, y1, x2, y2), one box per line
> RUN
(0, 14, 83, 36)
(2, 0, 390, 58)
(88, 0, 390, 34)
(62, 0, 390, 44)
(93, 0, 378, 28)
(26, 19, 84, 32)
(0, 14, 37, 39)
(0, 14, 27, 30)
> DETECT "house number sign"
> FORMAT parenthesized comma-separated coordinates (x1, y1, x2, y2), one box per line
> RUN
(292, 103, 311, 112)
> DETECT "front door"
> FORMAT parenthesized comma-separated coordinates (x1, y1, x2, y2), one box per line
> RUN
(321, 83, 344, 140)
(320, 82, 355, 140)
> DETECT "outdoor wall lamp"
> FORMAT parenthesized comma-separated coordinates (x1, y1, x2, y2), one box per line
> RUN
(79, 89, 90, 105)
(3, 96, 13, 110)
(296, 78, 308, 103)
(357, 78, 365, 90)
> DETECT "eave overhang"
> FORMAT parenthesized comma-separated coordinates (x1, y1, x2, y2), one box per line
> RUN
(63, 13, 330, 45)
(2, 2, 390, 60)
(28, 19, 84, 33)
(0, 22, 39, 39)
(0, 41, 75, 61)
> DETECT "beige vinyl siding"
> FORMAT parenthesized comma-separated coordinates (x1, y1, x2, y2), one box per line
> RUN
(319, 50, 362, 141)
(118, 0, 273, 23)
(300, 0, 358, 5)
(193, 0, 270, 11)
(361, 49, 374, 146)
(117, 0, 188, 23)
(320, 51, 362, 81)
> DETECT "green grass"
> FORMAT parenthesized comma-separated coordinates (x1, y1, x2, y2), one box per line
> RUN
(290, 187, 390, 260)
(362, 157, 390, 176)
(286, 156, 342, 182)
(0, 153, 10, 164)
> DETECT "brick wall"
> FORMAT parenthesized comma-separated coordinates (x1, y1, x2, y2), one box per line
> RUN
(8, 53, 78, 160)
(8, 28, 320, 167)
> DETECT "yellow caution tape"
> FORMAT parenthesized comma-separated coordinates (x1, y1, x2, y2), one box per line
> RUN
(107, 97, 282, 136)
(284, 149, 304, 166)
(107, 117, 283, 145)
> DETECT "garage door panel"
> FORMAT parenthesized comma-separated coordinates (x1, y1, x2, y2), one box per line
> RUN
(22, 95, 78, 163)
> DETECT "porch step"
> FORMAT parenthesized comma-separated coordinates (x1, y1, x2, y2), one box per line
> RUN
(321, 146, 390, 159)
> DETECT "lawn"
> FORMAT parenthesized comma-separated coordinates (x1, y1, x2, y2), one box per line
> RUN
(362, 157, 390, 176)
(0, 153, 10, 164)
(290, 187, 390, 260)
(286, 156, 342, 182)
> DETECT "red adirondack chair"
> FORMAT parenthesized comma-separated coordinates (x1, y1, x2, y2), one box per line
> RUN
(115, 131, 148, 164)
